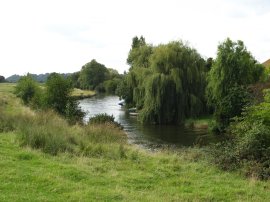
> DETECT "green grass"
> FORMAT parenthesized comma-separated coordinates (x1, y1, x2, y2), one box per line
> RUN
(0, 83, 95, 98)
(185, 115, 215, 129)
(0, 83, 270, 201)
(0, 83, 16, 93)
(71, 88, 96, 99)
(0, 133, 269, 201)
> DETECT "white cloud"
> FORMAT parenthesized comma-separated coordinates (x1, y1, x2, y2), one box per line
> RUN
(0, 0, 269, 77)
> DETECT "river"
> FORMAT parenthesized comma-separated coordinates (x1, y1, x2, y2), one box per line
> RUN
(79, 95, 212, 149)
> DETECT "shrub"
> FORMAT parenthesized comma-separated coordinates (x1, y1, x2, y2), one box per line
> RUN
(44, 73, 72, 115)
(65, 98, 85, 125)
(15, 75, 40, 105)
(88, 113, 122, 128)
(211, 90, 270, 179)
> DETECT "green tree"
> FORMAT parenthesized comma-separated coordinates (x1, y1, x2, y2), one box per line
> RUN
(79, 59, 108, 90)
(140, 41, 207, 124)
(122, 38, 208, 124)
(0, 75, 5, 83)
(206, 38, 264, 130)
(15, 74, 40, 105)
(127, 36, 153, 69)
(45, 73, 73, 115)
(68, 71, 80, 88)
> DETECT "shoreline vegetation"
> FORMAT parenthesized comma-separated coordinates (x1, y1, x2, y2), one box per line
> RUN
(71, 88, 96, 99)
(1, 83, 270, 201)
(184, 116, 214, 129)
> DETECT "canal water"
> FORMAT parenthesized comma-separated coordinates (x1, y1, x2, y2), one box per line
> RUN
(79, 95, 211, 149)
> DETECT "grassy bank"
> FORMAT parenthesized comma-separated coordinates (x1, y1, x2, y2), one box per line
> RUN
(185, 116, 214, 129)
(71, 88, 96, 99)
(0, 83, 270, 201)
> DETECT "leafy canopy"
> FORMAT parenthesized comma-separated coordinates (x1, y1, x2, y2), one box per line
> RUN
(79, 59, 108, 90)
(206, 38, 264, 129)
(120, 36, 208, 124)
(15, 74, 40, 105)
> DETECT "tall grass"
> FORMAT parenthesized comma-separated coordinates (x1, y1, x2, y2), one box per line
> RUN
(0, 93, 127, 157)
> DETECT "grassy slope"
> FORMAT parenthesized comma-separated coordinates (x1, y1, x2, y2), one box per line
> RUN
(0, 83, 270, 201)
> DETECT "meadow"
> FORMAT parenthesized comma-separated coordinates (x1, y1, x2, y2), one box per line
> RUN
(0, 83, 269, 201)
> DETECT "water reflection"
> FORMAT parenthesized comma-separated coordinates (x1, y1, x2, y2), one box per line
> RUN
(79, 95, 211, 148)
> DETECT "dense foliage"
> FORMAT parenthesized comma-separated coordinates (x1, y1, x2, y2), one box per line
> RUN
(206, 38, 264, 131)
(89, 113, 122, 128)
(45, 73, 73, 114)
(15, 74, 40, 105)
(66, 60, 122, 94)
(212, 90, 270, 179)
(79, 59, 108, 90)
(119, 37, 208, 124)
(14, 73, 84, 124)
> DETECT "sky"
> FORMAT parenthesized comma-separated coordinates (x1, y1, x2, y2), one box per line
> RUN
(0, 0, 270, 78)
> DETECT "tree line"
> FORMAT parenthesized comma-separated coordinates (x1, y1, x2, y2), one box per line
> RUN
(69, 59, 123, 94)
(11, 35, 270, 178)
(118, 37, 264, 126)
(117, 36, 270, 179)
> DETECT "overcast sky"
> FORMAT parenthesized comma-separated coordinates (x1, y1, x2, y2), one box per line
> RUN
(0, 0, 270, 77)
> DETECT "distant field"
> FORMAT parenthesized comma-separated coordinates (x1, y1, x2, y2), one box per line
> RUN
(0, 83, 95, 98)
(71, 88, 96, 98)
(0, 83, 16, 93)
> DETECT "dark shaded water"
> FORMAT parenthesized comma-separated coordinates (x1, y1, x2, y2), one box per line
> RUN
(79, 95, 213, 149)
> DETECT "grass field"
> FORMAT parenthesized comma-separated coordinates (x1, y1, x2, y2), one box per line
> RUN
(0, 83, 269, 201)
(0, 83, 95, 98)
(71, 88, 96, 99)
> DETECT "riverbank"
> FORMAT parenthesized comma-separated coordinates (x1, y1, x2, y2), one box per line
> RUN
(71, 88, 96, 99)
(0, 83, 269, 201)
(185, 116, 214, 129)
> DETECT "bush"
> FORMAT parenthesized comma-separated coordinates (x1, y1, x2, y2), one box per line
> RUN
(211, 91, 270, 179)
(15, 75, 40, 105)
(88, 113, 122, 128)
(17, 73, 85, 125)
(65, 98, 85, 125)
(45, 73, 72, 115)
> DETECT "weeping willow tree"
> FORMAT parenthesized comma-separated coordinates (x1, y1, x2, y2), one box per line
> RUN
(120, 37, 207, 124)
(139, 41, 207, 124)
(117, 36, 153, 108)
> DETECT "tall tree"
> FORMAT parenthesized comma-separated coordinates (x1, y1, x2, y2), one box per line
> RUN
(140, 41, 207, 124)
(79, 59, 108, 90)
(127, 36, 153, 69)
(206, 38, 264, 130)
(121, 37, 208, 124)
